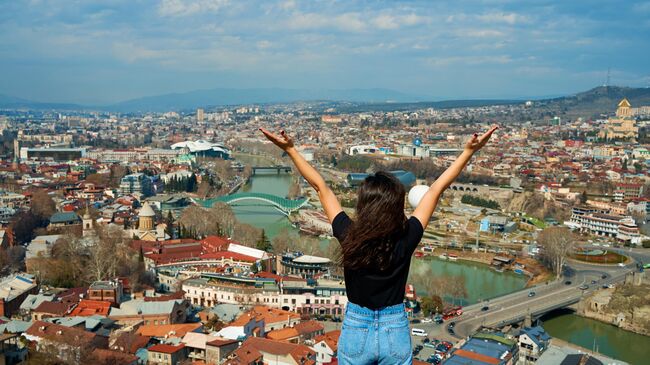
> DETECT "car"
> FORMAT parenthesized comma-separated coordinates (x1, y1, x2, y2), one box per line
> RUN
(564, 280, 572, 285)
(441, 341, 453, 350)
(434, 315, 444, 324)
(607, 284, 615, 289)
(601, 274, 608, 279)
(414, 345, 423, 352)
(423, 342, 438, 349)
(413, 349, 420, 356)
(591, 280, 597, 284)
(411, 319, 421, 324)
(579, 284, 589, 290)
(447, 322, 456, 329)
(481, 306, 489, 311)
(411, 328, 428, 337)
(528, 291, 536, 297)
(448, 328, 455, 336)
(421, 317, 433, 323)
(602, 284, 609, 289)
(422, 338, 430, 344)
(618, 263, 625, 267)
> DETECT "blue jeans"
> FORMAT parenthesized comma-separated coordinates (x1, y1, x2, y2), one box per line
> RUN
(338, 302, 412, 365)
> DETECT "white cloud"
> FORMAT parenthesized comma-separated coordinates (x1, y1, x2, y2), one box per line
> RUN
(455, 29, 505, 38)
(158, 0, 229, 17)
(372, 13, 429, 30)
(477, 12, 527, 25)
(288, 12, 367, 32)
(256, 40, 273, 49)
(426, 55, 513, 67)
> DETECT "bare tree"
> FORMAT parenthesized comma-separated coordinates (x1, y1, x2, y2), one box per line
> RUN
(538, 226, 575, 279)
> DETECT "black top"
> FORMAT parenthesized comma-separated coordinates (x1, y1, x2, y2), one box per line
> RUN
(332, 211, 424, 310)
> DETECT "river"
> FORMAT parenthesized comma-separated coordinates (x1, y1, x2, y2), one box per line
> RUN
(541, 309, 648, 365)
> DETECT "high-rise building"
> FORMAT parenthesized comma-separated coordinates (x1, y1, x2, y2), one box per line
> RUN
(197, 108, 204, 123)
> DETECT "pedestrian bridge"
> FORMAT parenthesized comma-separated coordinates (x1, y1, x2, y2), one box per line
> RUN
(194, 192, 309, 216)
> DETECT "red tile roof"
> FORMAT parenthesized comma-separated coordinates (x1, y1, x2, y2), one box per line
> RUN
(453, 349, 501, 365)
(68, 299, 112, 317)
(25, 321, 97, 346)
(314, 330, 340, 351)
(148, 343, 185, 354)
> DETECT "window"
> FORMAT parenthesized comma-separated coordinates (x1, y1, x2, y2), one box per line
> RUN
(284, 299, 288, 304)
(306, 299, 310, 304)
(292, 299, 296, 304)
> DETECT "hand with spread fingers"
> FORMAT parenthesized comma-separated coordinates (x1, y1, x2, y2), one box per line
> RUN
(259, 127, 295, 152)
(465, 125, 499, 153)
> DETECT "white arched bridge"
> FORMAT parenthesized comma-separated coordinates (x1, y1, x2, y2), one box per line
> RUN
(194, 192, 309, 216)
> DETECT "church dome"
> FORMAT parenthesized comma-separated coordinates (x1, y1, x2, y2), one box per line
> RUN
(139, 203, 156, 217)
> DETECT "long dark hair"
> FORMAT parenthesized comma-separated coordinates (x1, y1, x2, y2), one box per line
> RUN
(340, 171, 407, 271)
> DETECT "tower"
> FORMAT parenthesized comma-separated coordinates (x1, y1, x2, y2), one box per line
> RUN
(82, 210, 93, 236)
(196, 108, 205, 123)
(138, 202, 155, 231)
(12, 139, 20, 168)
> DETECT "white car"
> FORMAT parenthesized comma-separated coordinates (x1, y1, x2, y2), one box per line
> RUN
(411, 328, 428, 337)
(618, 263, 625, 267)
(421, 318, 433, 323)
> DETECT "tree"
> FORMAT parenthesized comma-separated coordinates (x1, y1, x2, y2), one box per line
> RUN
(30, 189, 56, 221)
(420, 295, 443, 316)
(580, 191, 588, 204)
(272, 228, 293, 254)
(538, 226, 575, 279)
(256, 229, 272, 252)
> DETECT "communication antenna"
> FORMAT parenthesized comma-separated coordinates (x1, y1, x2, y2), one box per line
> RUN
(605, 67, 611, 88)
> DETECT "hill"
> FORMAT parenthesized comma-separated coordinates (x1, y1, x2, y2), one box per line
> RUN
(541, 86, 650, 118)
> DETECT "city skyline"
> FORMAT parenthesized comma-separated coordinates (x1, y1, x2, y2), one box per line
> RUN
(1, 0, 650, 105)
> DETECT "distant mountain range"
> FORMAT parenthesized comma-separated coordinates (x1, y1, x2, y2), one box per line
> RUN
(1, 85, 649, 114)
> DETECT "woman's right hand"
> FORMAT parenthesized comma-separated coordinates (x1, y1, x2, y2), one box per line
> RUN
(259, 128, 295, 152)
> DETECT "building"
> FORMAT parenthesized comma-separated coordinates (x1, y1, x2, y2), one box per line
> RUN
(227, 337, 316, 365)
(567, 207, 641, 245)
(614, 183, 644, 202)
(197, 108, 205, 122)
(0, 274, 38, 317)
(19, 147, 86, 161)
(598, 99, 639, 140)
(279, 252, 331, 278)
(445, 332, 518, 365)
(119, 173, 154, 197)
(88, 280, 123, 304)
(147, 343, 187, 365)
(108, 299, 189, 325)
(181, 332, 238, 363)
(23, 321, 108, 363)
(518, 326, 551, 364)
(47, 212, 81, 229)
(311, 330, 340, 365)
(170, 140, 230, 159)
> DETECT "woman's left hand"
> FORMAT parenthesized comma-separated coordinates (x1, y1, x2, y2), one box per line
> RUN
(465, 125, 498, 152)
(260, 128, 295, 151)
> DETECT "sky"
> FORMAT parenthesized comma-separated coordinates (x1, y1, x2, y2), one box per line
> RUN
(1, 0, 649, 104)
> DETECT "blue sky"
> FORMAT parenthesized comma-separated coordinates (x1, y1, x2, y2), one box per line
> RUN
(1, 0, 649, 104)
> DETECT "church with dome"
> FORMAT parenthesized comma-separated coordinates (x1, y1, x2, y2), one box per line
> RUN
(126, 202, 168, 241)
(598, 98, 639, 141)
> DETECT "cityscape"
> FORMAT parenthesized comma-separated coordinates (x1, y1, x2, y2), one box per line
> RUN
(1, 1, 650, 365)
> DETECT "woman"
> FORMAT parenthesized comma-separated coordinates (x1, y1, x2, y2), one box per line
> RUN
(260, 126, 497, 364)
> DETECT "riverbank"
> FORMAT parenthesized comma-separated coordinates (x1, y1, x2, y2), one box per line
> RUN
(542, 308, 650, 365)
(415, 246, 551, 287)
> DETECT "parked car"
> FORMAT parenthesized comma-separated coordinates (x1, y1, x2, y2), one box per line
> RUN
(481, 306, 489, 311)
(579, 284, 589, 290)
(591, 280, 597, 284)
(421, 317, 433, 323)
(528, 291, 536, 297)
(565, 280, 572, 285)
(424, 342, 438, 349)
(601, 274, 608, 279)
(411, 319, 421, 324)
(618, 263, 625, 267)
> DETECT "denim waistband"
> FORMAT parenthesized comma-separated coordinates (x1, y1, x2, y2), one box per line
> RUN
(346, 301, 406, 317)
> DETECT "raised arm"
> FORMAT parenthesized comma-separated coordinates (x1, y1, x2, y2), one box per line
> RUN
(412, 126, 498, 229)
(260, 128, 343, 223)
